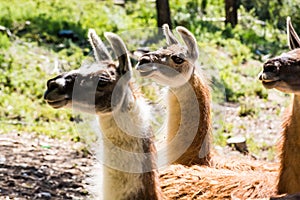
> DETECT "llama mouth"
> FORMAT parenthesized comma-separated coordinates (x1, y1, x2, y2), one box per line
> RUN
(139, 70, 155, 77)
(261, 80, 279, 89)
(44, 93, 70, 109)
(46, 99, 69, 109)
(259, 72, 280, 89)
(136, 63, 157, 77)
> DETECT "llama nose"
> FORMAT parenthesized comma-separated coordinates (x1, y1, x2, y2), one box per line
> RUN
(47, 80, 59, 90)
(258, 71, 271, 81)
(258, 72, 264, 81)
(47, 78, 66, 90)
(137, 57, 151, 68)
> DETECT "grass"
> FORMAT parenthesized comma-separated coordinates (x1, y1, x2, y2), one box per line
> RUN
(0, 39, 77, 139)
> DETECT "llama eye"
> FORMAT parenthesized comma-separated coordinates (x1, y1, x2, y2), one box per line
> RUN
(109, 71, 115, 76)
(171, 56, 184, 64)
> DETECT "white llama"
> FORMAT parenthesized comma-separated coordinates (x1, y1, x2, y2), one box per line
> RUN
(44, 30, 162, 200)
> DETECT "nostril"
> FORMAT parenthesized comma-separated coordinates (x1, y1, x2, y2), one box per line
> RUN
(48, 80, 59, 90)
(138, 57, 151, 66)
(258, 73, 263, 81)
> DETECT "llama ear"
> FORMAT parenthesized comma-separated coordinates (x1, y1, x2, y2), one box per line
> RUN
(104, 32, 132, 75)
(287, 17, 300, 50)
(162, 24, 179, 45)
(176, 26, 199, 61)
(88, 29, 112, 61)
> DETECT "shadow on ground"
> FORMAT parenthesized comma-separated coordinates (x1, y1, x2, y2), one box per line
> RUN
(0, 133, 93, 200)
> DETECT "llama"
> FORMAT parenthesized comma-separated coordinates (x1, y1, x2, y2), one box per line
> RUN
(259, 16, 300, 195)
(44, 30, 162, 200)
(136, 24, 211, 166)
(134, 24, 296, 199)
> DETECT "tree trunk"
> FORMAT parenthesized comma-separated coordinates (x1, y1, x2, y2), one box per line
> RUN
(156, 0, 172, 29)
(225, 0, 238, 27)
(201, 0, 207, 14)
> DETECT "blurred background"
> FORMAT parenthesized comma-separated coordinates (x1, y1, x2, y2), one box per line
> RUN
(0, 0, 297, 163)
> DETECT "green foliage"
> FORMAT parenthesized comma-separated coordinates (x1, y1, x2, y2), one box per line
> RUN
(0, 0, 156, 50)
(240, 0, 300, 32)
(213, 121, 232, 146)
(0, 41, 78, 139)
(0, 33, 10, 49)
(238, 97, 260, 117)
(199, 37, 268, 103)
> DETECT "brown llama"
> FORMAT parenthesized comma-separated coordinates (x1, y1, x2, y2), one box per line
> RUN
(136, 24, 211, 166)
(135, 24, 277, 199)
(259, 16, 300, 195)
(44, 30, 162, 200)
(136, 23, 299, 199)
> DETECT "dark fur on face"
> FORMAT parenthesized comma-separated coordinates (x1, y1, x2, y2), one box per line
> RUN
(44, 62, 121, 113)
(259, 49, 300, 93)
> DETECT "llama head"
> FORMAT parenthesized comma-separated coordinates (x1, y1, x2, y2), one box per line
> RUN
(44, 29, 133, 113)
(136, 24, 199, 87)
(259, 17, 300, 94)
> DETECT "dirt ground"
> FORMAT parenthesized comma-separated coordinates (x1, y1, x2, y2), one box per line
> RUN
(0, 132, 93, 200)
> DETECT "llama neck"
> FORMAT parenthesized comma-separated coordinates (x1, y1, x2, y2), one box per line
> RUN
(278, 94, 300, 194)
(167, 73, 211, 166)
(96, 98, 161, 200)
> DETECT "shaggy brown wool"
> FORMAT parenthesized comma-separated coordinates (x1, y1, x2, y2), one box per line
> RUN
(159, 156, 278, 199)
